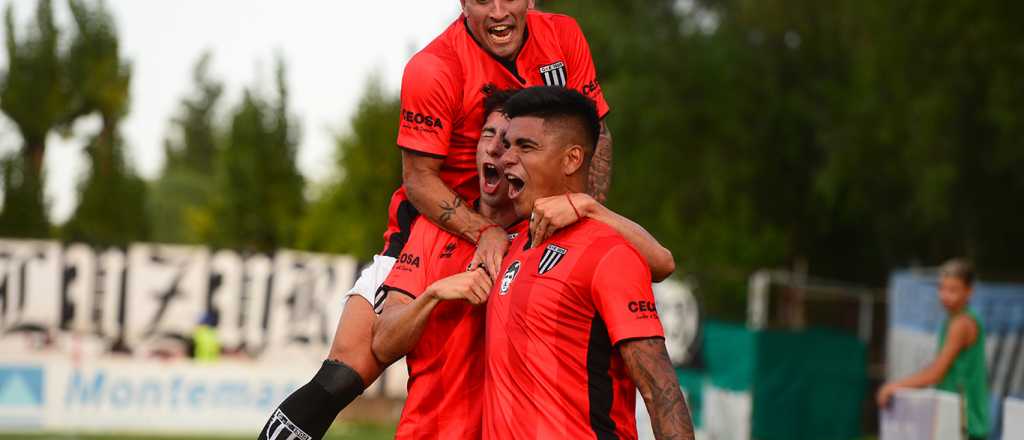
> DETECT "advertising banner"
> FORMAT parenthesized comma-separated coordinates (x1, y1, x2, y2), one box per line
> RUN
(0, 357, 407, 434)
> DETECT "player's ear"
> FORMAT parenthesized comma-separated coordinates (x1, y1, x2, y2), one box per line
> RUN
(528, 0, 536, 9)
(460, 0, 469, 16)
(562, 144, 585, 176)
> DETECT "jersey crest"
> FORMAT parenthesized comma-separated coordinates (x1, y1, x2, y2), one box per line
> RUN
(500, 261, 522, 295)
(539, 61, 568, 87)
(538, 244, 567, 274)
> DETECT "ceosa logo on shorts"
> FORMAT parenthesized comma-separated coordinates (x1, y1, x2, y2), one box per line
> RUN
(500, 261, 521, 295)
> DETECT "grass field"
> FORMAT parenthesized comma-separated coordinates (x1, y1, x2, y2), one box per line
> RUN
(0, 422, 396, 440)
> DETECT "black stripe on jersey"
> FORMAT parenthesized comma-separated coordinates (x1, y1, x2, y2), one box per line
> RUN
(587, 316, 619, 440)
(383, 200, 420, 258)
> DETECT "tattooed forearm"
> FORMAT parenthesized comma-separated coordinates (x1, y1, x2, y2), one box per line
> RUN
(587, 120, 613, 204)
(620, 338, 695, 440)
(438, 195, 464, 225)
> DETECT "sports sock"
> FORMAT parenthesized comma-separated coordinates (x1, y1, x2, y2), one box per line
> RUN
(258, 360, 366, 440)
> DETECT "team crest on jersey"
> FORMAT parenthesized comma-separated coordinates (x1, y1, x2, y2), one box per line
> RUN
(500, 261, 521, 295)
(538, 244, 567, 275)
(539, 61, 568, 87)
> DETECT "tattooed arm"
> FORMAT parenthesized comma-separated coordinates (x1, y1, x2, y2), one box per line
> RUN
(587, 119, 613, 203)
(402, 150, 507, 279)
(620, 338, 695, 440)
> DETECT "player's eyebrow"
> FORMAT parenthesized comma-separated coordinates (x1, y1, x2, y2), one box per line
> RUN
(513, 136, 539, 147)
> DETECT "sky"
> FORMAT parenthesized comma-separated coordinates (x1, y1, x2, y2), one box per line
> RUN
(1, 0, 461, 223)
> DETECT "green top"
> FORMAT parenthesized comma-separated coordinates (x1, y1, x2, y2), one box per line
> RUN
(936, 309, 989, 437)
(193, 325, 221, 362)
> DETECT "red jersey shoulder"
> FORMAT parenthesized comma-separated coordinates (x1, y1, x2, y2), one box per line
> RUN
(397, 20, 466, 156)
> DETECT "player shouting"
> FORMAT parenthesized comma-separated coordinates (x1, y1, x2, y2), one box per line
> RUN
(372, 90, 673, 440)
(485, 86, 695, 440)
(260, 2, 613, 439)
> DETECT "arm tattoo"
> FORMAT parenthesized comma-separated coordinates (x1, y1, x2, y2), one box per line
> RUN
(587, 121, 613, 204)
(439, 194, 464, 225)
(620, 338, 695, 440)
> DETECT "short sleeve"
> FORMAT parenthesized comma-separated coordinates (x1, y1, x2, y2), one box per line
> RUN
(396, 52, 458, 157)
(381, 218, 437, 299)
(590, 244, 664, 345)
(558, 17, 610, 118)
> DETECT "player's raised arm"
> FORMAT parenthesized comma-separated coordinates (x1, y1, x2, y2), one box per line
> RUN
(620, 338, 695, 440)
(397, 49, 507, 281)
(529, 192, 675, 281)
(372, 269, 492, 365)
(402, 151, 507, 281)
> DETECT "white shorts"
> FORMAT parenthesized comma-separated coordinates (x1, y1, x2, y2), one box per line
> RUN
(344, 254, 396, 314)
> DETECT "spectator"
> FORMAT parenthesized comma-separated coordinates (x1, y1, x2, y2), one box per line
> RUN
(877, 258, 990, 440)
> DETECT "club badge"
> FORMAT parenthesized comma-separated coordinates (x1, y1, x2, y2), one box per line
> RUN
(538, 244, 567, 275)
(539, 61, 567, 87)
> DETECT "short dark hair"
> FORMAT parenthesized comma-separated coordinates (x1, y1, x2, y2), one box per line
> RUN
(940, 258, 975, 286)
(503, 86, 601, 155)
(483, 87, 518, 117)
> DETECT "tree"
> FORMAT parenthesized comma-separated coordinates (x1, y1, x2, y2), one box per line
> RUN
(209, 57, 304, 252)
(0, 0, 66, 237)
(298, 77, 401, 258)
(541, 0, 1024, 319)
(62, 0, 148, 245)
(148, 52, 223, 244)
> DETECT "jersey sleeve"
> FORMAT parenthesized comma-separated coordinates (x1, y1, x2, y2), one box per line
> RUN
(396, 52, 458, 157)
(558, 16, 610, 118)
(590, 244, 664, 345)
(381, 218, 437, 299)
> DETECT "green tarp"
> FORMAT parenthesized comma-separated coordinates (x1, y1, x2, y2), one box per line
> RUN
(697, 322, 867, 440)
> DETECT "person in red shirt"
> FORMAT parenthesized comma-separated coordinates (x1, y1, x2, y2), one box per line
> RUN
(260, 3, 615, 439)
(371, 89, 673, 440)
(484, 86, 694, 440)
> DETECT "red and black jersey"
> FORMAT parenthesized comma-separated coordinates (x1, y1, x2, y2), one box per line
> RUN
(483, 219, 664, 440)
(381, 216, 527, 440)
(381, 10, 610, 257)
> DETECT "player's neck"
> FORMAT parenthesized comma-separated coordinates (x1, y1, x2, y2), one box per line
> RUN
(563, 174, 587, 195)
(480, 203, 519, 230)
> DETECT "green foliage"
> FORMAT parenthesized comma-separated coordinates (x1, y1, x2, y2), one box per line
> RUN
(209, 58, 304, 252)
(148, 52, 223, 244)
(298, 78, 401, 258)
(61, 0, 148, 246)
(0, 0, 65, 235)
(543, 0, 1024, 318)
(0, 153, 49, 237)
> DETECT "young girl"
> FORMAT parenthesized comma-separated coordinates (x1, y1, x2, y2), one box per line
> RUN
(877, 259, 990, 440)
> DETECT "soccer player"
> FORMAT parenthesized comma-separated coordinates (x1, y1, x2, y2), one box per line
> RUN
(877, 259, 990, 440)
(261, 2, 613, 439)
(372, 90, 674, 440)
(485, 86, 694, 440)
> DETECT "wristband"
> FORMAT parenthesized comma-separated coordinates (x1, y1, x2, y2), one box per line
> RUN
(566, 193, 582, 221)
(476, 224, 501, 243)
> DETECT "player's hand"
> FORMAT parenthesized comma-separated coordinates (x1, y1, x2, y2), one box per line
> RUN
(875, 383, 896, 408)
(471, 225, 508, 282)
(425, 268, 493, 305)
(530, 193, 595, 247)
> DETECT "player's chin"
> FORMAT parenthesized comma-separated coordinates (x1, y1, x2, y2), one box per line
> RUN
(487, 36, 523, 59)
(512, 196, 532, 220)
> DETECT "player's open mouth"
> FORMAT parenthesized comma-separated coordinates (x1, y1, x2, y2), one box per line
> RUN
(482, 163, 501, 195)
(487, 24, 515, 44)
(505, 173, 525, 199)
